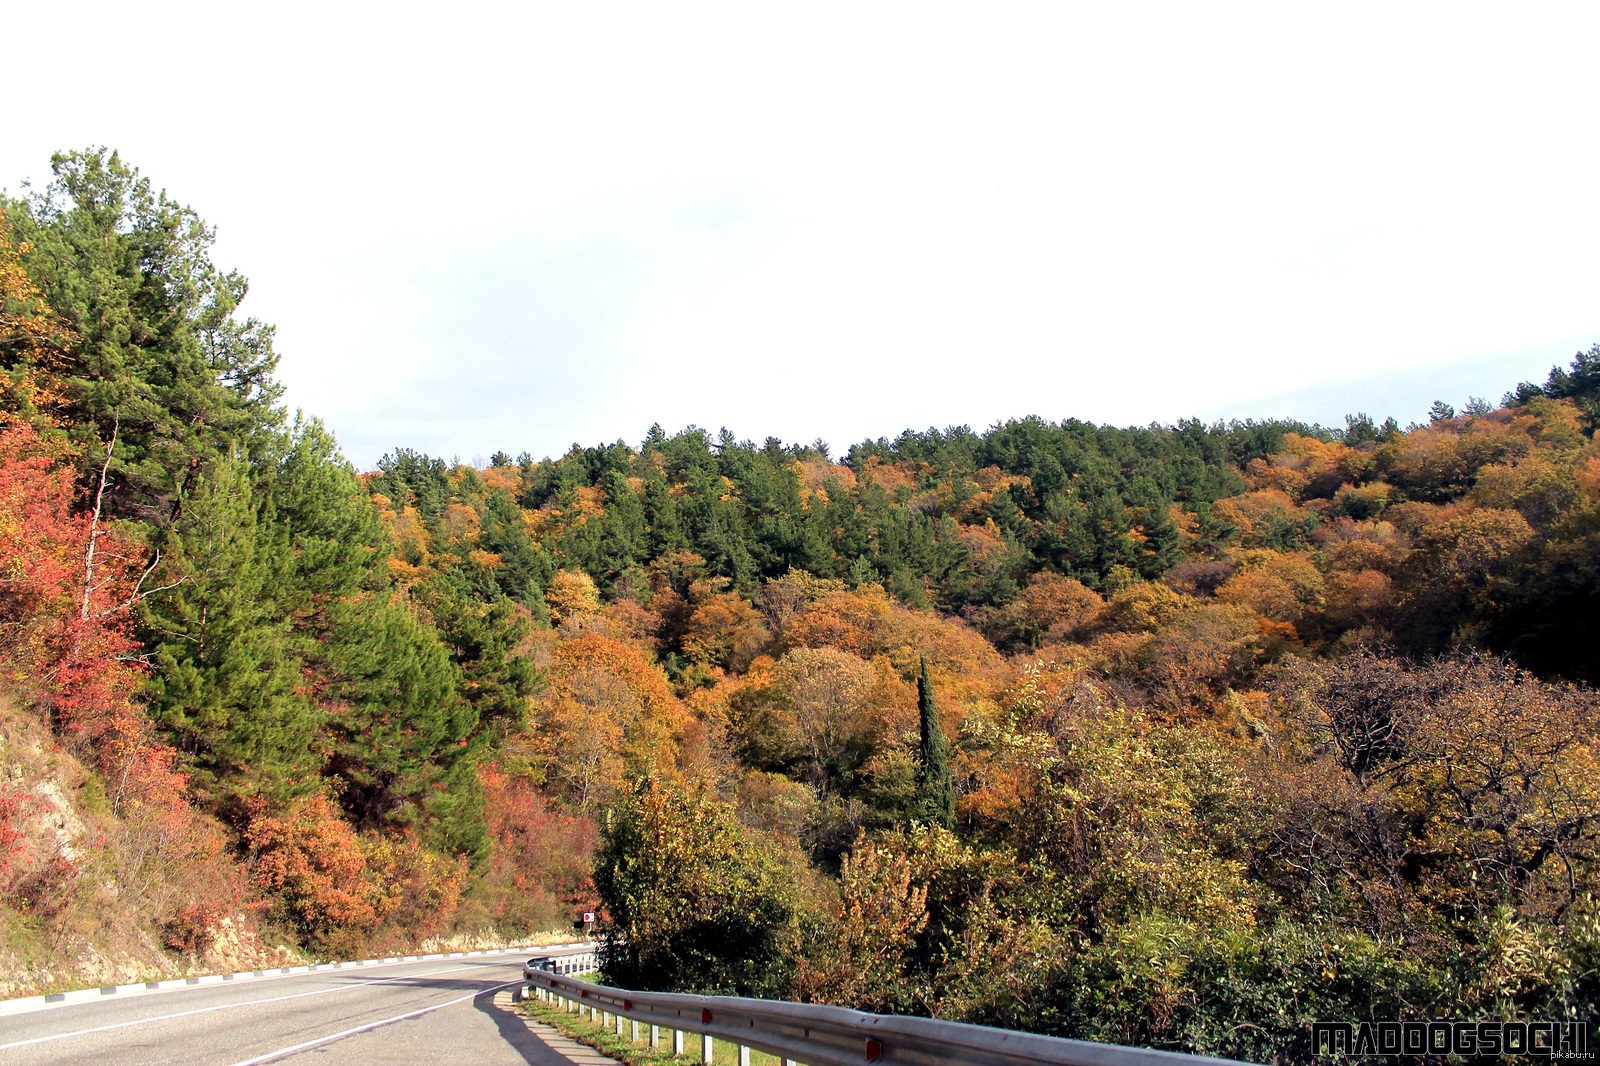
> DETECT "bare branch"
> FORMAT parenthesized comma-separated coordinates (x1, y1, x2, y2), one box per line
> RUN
(80, 416, 118, 620)
(93, 547, 187, 619)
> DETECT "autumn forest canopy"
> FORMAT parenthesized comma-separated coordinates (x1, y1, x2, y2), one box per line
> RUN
(1, 150, 1597, 1061)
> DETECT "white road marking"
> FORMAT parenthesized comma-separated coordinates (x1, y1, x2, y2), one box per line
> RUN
(225, 980, 521, 1065)
(0, 964, 484, 1052)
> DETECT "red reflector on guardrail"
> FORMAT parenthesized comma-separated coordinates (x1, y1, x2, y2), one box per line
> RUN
(865, 1037, 884, 1061)
(702, 1008, 713, 1024)
(581, 991, 589, 998)
(624, 999, 633, 1010)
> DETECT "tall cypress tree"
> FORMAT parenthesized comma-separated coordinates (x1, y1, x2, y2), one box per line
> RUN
(914, 657, 955, 830)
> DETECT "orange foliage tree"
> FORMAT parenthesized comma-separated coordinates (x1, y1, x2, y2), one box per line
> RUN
(532, 633, 689, 808)
(681, 585, 770, 672)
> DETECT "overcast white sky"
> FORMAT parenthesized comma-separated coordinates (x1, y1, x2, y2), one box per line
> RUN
(5, 3, 1598, 467)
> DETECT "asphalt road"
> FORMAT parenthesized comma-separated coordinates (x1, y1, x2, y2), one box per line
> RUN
(0, 946, 602, 1066)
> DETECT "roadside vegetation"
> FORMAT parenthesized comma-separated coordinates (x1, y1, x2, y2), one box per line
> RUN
(2, 149, 1597, 1059)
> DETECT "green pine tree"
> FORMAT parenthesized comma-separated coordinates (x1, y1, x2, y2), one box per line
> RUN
(9, 149, 283, 516)
(596, 469, 648, 585)
(320, 591, 475, 845)
(141, 453, 319, 809)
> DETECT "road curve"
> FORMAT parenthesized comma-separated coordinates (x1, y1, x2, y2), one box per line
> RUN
(0, 946, 599, 1066)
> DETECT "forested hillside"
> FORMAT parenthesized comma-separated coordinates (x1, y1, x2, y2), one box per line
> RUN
(2, 151, 1597, 1060)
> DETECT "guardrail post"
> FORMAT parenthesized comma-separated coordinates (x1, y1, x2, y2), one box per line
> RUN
(650, 1024, 660, 1049)
(603, 1009, 612, 1027)
(631, 1018, 639, 1042)
(738, 1045, 751, 1066)
(702, 1032, 714, 1064)
(615, 1012, 625, 1037)
(674, 1029, 685, 1055)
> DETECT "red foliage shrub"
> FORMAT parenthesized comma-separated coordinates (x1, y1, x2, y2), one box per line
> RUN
(0, 422, 187, 813)
(163, 901, 225, 955)
(0, 785, 28, 884)
(477, 761, 596, 932)
(245, 793, 377, 941)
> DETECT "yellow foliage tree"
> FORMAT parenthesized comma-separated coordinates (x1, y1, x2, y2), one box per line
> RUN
(544, 568, 601, 626)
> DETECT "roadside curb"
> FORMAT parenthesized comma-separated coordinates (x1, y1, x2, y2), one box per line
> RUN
(0, 942, 593, 1018)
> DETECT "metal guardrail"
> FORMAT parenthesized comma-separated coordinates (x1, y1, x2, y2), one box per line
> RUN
(520, 964, 1252, 1066)
(527, 947, 601, 976)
